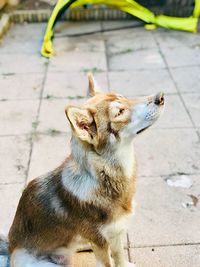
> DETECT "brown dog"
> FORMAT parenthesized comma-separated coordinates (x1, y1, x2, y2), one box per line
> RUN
(0, 74, 164, 267)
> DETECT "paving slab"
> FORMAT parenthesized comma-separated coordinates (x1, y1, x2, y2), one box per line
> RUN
(153, 28, 200, 48)
(182, 93, 200, 127)
(0, 73, 44, 100)
(0, 54, 48, 74)
(170, 66, 200, 93)
(101, 20, 142, 31)
(109, 49, 165, 71)
(2, 22, 46, 41)
(28, 133, 71, 181)
(48, 30, 107, 73)
(0, 99, 39, 135)
(0, 183, 24, 236)
(0, 38, 42, 55)
(128, 175, 200, 247)
(129, 245, 200, 267)
(104, 28, 157, 55)
(102, 24, 150, 40)
(0, 136, 30, 184)
(53, 36, 105, 54)
(134, 129, 200, 177)
(48, 50, 107, 73)
(108, 69, 176, 96)
(54, 21, 101, 36)
(0, 32, 42, 56)
(161, 46, 200, 68)
(0, 23, 45, 55)
(43, 71, 108, 99)
(37, 98, 85, 133)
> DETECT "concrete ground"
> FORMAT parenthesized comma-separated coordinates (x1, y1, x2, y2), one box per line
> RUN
(0, 21, 200, 267)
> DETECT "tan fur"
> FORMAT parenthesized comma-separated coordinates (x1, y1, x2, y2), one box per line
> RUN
(7, 74, 164, 267)
(87, 72, 101, 97)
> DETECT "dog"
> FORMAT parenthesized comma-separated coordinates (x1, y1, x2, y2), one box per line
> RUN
(0, 73, 164, 267)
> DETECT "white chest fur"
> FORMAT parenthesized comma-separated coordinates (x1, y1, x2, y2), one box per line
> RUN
(117, 141, 135, 178)
(61, 169, 97, 202)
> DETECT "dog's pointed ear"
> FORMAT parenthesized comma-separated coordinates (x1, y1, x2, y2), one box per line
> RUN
(87, 72, 101, 97)
(65, 106, 94, 143)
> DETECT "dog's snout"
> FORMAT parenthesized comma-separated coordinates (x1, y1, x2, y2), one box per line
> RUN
(154, 92, 164, 106)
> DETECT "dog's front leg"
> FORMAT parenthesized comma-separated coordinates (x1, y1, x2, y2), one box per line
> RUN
(109, 234, 136, 267)
(109, 233, 126, 267)
(92, 242, 113, 267)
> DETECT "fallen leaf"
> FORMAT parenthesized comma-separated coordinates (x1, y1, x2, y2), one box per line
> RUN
(188, 194, 198, 207)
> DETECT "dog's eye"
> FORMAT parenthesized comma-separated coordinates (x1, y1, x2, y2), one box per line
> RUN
(117, 108, 125, 116)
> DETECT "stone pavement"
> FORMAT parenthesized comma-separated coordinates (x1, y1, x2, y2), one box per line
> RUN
(0, 21, 200, 267)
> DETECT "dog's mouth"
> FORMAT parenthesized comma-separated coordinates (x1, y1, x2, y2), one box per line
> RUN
(136, 126, 150, 134)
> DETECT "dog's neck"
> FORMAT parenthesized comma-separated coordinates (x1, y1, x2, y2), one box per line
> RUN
(62, 135, 136, 181)
(69, 135, 135, 173)
(70, 135, 92, 171)
(61, 135, 136, 205)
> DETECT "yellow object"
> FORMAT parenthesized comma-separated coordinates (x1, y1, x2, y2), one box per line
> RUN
(194, 0, 200, 17)
(145, 24, 157, 30)
(41, 0, 200, 57)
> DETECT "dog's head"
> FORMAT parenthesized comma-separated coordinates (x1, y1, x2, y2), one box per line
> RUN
(65, 73, 164, 153)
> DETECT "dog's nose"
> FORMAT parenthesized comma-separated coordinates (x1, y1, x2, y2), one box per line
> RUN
(154, 92, 164, 106)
